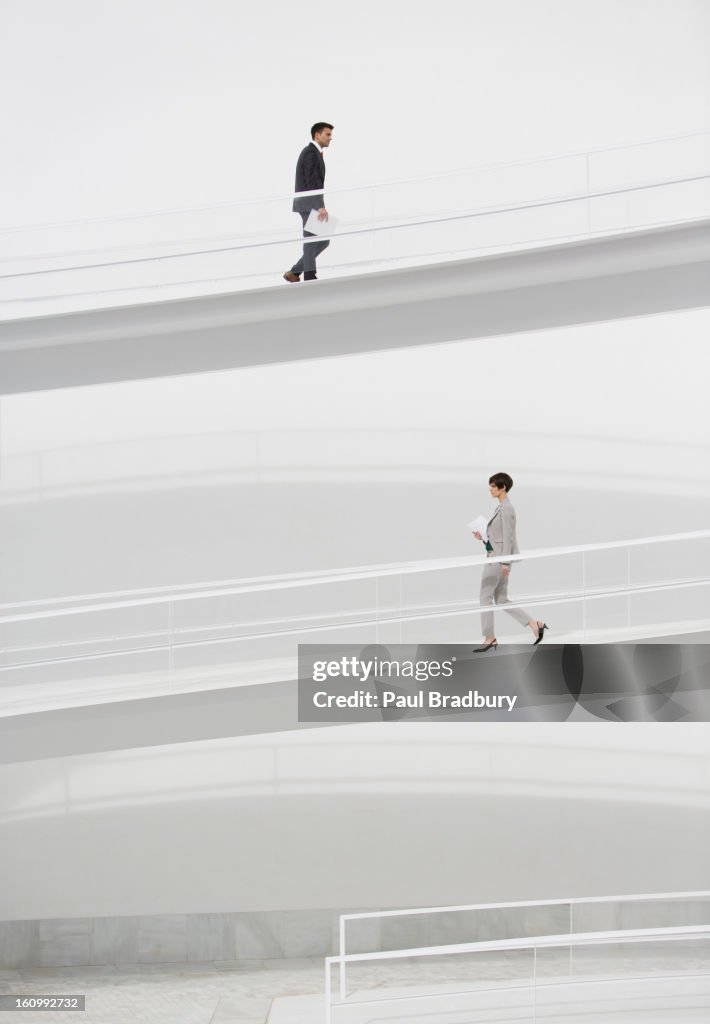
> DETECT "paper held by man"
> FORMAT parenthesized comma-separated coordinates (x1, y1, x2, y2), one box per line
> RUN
(467, 515, 489, 541)
(305, 209, 338, 235)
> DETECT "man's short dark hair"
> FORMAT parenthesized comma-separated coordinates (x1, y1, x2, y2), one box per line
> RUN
(489, 472, 514, 492)
(311, 122, 334, 138)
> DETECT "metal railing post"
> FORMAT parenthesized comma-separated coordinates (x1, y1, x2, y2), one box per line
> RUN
(398, 573, 403, 644)
(375, 577, 379, 643)
(325, 957, 332, 1024)
(339, 917, 346, 1002)
(168, 601, 174, 674)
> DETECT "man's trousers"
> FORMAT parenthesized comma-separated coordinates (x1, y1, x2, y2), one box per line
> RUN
(290, 211, 330, 276)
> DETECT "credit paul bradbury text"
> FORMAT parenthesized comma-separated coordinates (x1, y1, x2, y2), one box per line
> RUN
(313, 689, 518, 711)
(297, 643, 710, 723)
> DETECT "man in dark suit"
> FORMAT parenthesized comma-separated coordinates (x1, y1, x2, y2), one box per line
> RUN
(284, 122, 333, 283)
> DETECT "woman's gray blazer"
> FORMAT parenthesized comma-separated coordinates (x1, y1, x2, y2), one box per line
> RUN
(487, 500, 521, 566)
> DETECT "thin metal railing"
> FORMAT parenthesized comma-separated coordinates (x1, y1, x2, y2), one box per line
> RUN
(1, 172, 707, 282)
(2, 126, 708, 235)
(3, 528, 709, 622)
(2, 574, 708, 673)
(325, 926, 710, 1024)
(329, 890, 710, 1021)
(1, 529, 708, 673)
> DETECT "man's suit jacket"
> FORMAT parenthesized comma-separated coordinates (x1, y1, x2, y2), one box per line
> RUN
(487, 500, 521, 566)
(292, 142, 325, 213)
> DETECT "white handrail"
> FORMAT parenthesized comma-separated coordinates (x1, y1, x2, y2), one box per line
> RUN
(342, 888, 710, 924)
(2, 528, 709, 624)
(325, 922, 710, 1024)
(2, 172, 707, 280)
(3, 211, 705, 310)
(336, 889, 710, 1004)
(2, 126, 708, 235)
(3, 167, 708, 271)
(332, 924, 710, 965)
(3, 575, 708, 671)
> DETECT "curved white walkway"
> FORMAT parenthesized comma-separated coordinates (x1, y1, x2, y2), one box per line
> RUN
(1, 218, 709, 394)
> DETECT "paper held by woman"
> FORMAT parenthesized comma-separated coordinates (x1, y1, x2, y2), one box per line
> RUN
(467, 514, 489, 541)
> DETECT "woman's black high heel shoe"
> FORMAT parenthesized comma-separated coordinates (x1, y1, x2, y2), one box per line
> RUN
(474, 639, 498, 653)
(533, 623, 549, 646)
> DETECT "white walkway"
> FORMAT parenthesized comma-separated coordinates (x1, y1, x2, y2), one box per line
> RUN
(1, 953, 708, 1024)
(1, 218, 709, 394)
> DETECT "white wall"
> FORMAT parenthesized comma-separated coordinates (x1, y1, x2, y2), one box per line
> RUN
(1, 308, 709, 603)
(0, 722, 708, 920)
(2, 0, 709, 228)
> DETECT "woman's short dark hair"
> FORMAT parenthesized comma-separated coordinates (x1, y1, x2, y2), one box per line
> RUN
(311, 122, 334, 138)
(489, 472, 513, 492)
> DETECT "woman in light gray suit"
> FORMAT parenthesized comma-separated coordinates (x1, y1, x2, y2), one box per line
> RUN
(472, 472, 548, 652)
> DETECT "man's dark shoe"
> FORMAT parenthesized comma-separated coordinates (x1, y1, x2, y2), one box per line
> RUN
(283, 271, 300, 283)
(303, 271, 318, 280)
